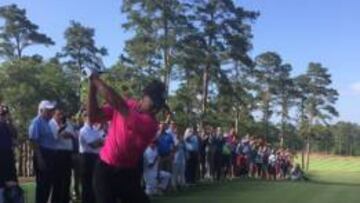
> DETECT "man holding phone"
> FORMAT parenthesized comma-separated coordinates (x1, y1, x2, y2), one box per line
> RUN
(50, 109, 76, 203)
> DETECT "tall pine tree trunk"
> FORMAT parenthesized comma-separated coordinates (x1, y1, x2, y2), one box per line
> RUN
(30, 147, 34, 176)
(201, 10, 214, 128)
(163, 24, 170, 94)
(24, 141, 28, 177)
(306, 136, 310, 171)
(235, 108, 239, 135)
(26, 141, 32, 177)
(185, 69, 193, 125)
(280, 120, 285, 148)
(262, 91, 271, 140)
(162, 0, 171, 95)
(306, 113, 314, 171)
(18, 142, 24, 177)
(15, 37, 23, 59)
(301, 149, 305, 170)
(280, 97, 289, 148)
(202, 63, 210, 124)
(300, 99, 306, 169)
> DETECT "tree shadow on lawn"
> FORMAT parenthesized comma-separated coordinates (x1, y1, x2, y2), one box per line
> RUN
(306, 173, 360, 187)
(307, 179, 360, 187)
(153, 177, 360, 202)
(152, 178, 303, 199)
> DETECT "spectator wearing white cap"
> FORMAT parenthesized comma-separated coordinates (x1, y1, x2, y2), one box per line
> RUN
(29, 100, 58, 203)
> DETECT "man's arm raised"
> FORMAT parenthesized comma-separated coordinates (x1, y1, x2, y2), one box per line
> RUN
(88, 74, 129, 124)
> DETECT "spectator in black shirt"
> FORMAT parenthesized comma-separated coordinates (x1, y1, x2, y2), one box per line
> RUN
(0, 104, 18, 202)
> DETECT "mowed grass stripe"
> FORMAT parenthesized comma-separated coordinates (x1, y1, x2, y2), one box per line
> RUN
(22, 154, 360, 203)
(154, 180, 360, 203)
(295, 154, 360, 172)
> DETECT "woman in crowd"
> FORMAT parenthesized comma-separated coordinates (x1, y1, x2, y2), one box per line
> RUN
(172, 129, 187, 190)
(184, 127, 200, 184)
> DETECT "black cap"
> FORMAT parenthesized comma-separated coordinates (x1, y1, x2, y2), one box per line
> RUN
(143, 80, 167, 111)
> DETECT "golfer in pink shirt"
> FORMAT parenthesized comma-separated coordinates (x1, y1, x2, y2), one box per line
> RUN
(87, 72, 167, 203)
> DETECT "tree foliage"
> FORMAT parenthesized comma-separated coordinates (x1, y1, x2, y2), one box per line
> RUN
(59, 21, 108, 108)
(0, 4, 54, 60)
(0, 2, 345, 157)
(0, 58, 77, 136)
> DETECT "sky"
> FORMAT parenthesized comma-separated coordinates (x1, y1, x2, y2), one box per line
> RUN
(1, 0, 360, 123)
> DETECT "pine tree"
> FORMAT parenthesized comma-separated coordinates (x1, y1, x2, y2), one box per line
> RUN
(0, 4, 54, 60)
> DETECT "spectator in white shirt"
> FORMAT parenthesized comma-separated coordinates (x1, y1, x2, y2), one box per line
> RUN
(268, 150, 277, 180)
(79, 112, 104, 203)
(143, 141, 171, 196)
(49, 109, 75, 203)
(172, 130, 187, 190)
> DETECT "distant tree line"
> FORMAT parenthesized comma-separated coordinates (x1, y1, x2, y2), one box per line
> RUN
(0, 1, 346, 173)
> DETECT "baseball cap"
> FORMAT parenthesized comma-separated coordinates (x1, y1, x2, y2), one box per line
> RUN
(38, 100, 56, 111)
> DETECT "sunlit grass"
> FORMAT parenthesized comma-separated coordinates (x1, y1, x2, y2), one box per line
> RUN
(23, 154, 360, 203)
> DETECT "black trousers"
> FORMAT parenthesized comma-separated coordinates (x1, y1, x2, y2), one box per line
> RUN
(200, 153, 206, 179)
(185, 151, 199, 184)
(53, 150, 72, 203)
(93, 159, 150, 203)
(34, 148, 57, 203)
(0, 149, 17, 188)
(80, 153, 98, 203)
(71, 153, 81, 198)
(214, 152, 223, 181)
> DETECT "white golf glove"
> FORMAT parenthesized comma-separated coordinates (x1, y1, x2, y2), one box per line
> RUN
(81, 67, 97, 80)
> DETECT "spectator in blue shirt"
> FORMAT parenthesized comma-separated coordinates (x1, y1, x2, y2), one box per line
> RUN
(157, 122, 175, 173)
(184, 127, 200, 184)
(158, 125, 174, 157)
(29, 100, 57, 203)
(166, 121, 178, 144)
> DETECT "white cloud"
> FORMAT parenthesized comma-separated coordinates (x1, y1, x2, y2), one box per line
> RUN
(350, 82, 360, 95)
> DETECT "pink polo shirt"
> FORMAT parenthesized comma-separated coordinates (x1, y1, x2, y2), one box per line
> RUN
(99, 99, 158, 168)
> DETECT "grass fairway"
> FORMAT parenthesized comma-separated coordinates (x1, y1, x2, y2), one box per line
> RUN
(22, 155, 360, 203)
(154, 179, 360, 203)
(154, 155, 360, 203)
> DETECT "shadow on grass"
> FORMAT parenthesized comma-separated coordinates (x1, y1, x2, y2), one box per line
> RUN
(306, 174, 360, 187)
(308, 179, 360, 187)
(152, 179, 253, 199)
(152, 178, 298, 199)
(153, 176, 360, 201)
